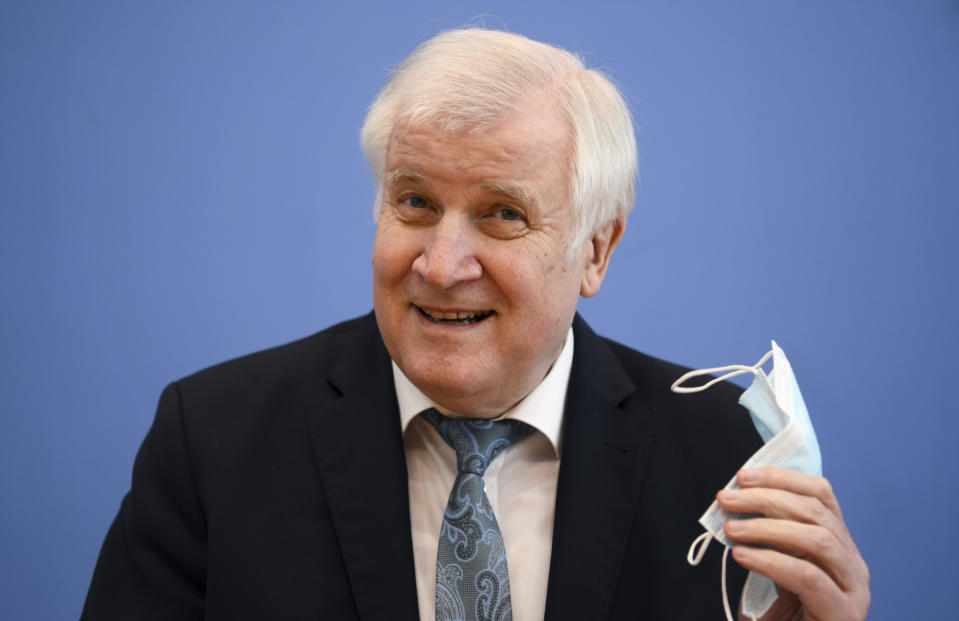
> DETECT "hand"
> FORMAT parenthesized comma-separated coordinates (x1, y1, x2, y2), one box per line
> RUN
(716, 467, 870, 621)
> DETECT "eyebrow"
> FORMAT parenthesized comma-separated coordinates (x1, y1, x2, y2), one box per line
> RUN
(385, 167, 424, 186)
(483, 183, 535, 207)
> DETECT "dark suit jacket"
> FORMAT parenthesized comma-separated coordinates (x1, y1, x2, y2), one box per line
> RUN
(82, 313, 762, 620)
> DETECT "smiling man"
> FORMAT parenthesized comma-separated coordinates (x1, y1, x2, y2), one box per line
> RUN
(82, 29, 869, 621)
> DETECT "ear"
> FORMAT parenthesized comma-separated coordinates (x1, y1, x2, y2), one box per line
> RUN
(580, 215, 626, 298)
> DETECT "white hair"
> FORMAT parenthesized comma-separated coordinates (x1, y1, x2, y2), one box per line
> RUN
(360, 28, 637, 250)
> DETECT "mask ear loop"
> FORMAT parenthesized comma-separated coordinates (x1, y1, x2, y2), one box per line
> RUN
(686, 533, 736, 621)
(687, 531, 713, 565)
(670, 350, 773, 394)
(721, 546, 735, 621)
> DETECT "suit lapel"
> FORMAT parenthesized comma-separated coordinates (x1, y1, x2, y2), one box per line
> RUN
(306, 318, 419, 621)
(544, 316, 657, 620)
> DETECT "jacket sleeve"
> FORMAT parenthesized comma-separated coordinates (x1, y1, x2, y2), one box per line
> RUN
(81, 382, 207, 620)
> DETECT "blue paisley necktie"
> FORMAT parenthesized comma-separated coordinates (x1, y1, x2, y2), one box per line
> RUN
(421, 408, 533, 621)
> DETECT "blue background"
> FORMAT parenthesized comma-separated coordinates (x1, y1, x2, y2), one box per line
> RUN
(2, 2, 957, 619)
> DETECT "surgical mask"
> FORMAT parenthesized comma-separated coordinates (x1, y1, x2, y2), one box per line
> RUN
(670, 341, 821, 621)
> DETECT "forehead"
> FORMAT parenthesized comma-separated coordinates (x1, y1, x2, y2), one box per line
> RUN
(384, 100, 573, 201)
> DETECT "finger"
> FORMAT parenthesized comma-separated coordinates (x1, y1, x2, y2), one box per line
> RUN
(731, 545, 868, 621)
(737, 468, 844, 522)
(732, 545, 844, 616)
(724, 517, 854, 591)
(717, 486, 843, 532)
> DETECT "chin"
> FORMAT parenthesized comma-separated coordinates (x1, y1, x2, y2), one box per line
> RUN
(406, 361, 499, 411)
(409, 364, 485, 398)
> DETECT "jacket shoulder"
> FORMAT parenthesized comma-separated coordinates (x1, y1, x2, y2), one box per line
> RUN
(162, 313, 389, 440)
(176, 313, 384, 397)
(596, 334, 762, 464)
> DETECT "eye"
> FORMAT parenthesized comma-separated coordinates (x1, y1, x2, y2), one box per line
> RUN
(478, 206, 529, 239)
(404, 196, 429, 209)
(393, 193, 439, 225)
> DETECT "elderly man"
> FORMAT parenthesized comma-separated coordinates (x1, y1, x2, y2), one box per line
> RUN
(82, 29, 869, 621)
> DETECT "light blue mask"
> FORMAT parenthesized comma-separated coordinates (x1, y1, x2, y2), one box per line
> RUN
(671, 341, 821, 621)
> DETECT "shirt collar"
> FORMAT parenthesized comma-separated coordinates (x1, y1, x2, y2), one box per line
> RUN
(393, 327, 573, 457)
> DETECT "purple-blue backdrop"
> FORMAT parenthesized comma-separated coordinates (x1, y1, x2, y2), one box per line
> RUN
(2, 2, 956, 619)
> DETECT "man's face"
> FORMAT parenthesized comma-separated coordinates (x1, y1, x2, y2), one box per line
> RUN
(372, 98, 617, 418)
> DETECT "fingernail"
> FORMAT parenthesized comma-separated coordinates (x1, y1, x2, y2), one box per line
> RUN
(726, 520, 743, 534)
(718, 489, 738, 502)
(733, 545, 751, 561)
(739, 469, 758, 485)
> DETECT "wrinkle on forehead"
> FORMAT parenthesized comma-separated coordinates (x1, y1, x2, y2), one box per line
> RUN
(387, 125, 566, 190)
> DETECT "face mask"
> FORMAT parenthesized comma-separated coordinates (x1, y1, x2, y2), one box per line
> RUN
(670, 341, 821, 621)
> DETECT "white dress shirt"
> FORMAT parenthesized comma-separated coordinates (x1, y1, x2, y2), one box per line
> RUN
(393, 328, 573, 621)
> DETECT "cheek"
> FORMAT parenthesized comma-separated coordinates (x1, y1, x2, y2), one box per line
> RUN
(372, 227, 417, 286)
(530, 264, 585, 328)
(490, 253, 580, 318)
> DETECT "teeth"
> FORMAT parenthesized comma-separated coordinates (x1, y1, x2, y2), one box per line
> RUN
(422, 308, 492, 322)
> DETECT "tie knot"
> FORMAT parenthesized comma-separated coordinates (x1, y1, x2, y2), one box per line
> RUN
(421, 408, 532, 476)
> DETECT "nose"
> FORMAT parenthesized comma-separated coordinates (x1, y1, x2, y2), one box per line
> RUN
(411, 216, 483, 289)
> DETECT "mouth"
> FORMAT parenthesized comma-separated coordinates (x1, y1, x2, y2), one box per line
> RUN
(416, 306, 495, 326)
